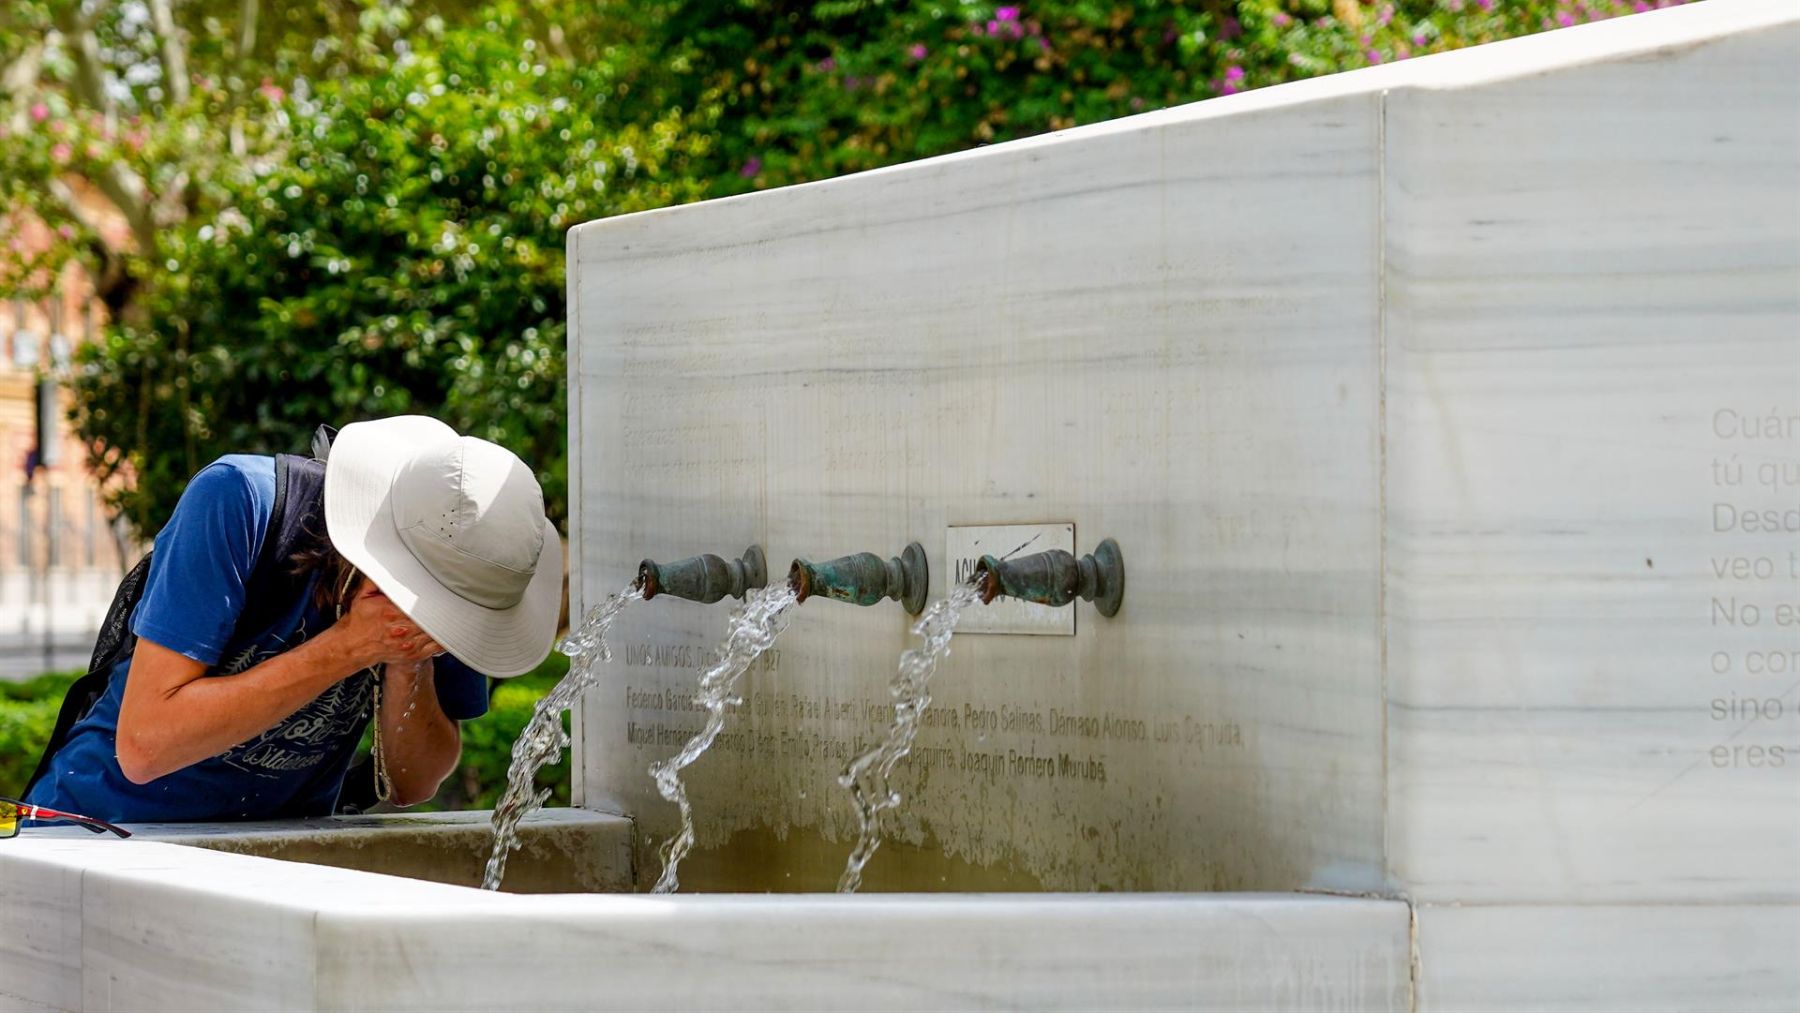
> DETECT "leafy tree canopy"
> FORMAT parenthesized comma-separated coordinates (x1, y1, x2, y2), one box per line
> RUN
(66, 4, 701, 531)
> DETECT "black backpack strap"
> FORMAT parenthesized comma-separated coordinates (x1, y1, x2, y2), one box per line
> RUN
(22, 553, 154, 795)
(234, 453, 327, 643)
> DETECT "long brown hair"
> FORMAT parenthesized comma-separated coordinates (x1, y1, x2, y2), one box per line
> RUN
(288, 509, 362, 614)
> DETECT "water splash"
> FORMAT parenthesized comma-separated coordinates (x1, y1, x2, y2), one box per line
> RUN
(649, 584, 798, 894)
(482, 583, 643, 891)
(836, 581, 983, 893)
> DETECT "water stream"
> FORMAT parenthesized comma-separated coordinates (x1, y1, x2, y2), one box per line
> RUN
(836, 580, 983, 893)
(649, 584, 799, 894)
(481, 583, 643, 891)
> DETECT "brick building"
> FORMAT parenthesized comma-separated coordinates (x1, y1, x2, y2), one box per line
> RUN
(1, 216, 137, 677)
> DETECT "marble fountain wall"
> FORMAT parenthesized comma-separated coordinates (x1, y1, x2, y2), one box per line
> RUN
(569, 0, 1799, 998)
(0, 4, 1792, 1011)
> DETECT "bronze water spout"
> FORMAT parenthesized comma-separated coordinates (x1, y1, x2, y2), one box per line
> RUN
(787, 542, 929, 615)
(636, 545, 767, 604)
(974, 538, 1124, 617)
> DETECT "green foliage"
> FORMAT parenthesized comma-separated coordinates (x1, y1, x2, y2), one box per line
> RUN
(68, 7, 704, 533)
(0, 670, 79, 798)
(0, 0, 505, 301)
(1, 669, 80, 702)
(627, 0, 1687, 194)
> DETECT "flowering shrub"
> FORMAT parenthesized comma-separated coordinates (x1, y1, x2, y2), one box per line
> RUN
(650, 0, 1694, 194)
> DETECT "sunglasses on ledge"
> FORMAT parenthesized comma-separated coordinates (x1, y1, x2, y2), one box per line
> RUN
(0, 797, 131, 840)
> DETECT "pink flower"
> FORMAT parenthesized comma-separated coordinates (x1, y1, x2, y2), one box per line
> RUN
(57, 224, 75, 240)
(1477, 0, 1494, 9)
(258, 78, 285, 102)
(29, 102, 47, 123)
(1366, 49, 1384, 64)
(996, 6, 1019, 21)
(1633, 1, 1651, 9)
(1556, 10, 1576, 26)
(817, 57, 836, 72)
(49, 142, 72, 163)
(1036, 37, 1051, 51)
(986, 19, 1000, 35)
(1224, 65, 1246, 82)
(1377, 4, 1394, 27)
(908, 43, 928, 60)
(1272, 12, 1293, 27)
(739, 156, 762, 178)
(1413, 29, 1429, 45)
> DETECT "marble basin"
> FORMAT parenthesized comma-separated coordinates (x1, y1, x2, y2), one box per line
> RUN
(0, 825, 1410, 1012)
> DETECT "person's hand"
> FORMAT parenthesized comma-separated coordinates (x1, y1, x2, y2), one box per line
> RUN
(331, 582, 444, 671)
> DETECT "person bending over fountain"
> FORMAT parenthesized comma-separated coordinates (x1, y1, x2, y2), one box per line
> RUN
(22, 416, 563, 824)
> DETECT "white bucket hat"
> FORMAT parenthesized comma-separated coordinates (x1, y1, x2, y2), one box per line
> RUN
(323, 416, 562, 677)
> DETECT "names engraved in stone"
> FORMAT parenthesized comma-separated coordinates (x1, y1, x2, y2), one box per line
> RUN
(620, 674, 1245, 780)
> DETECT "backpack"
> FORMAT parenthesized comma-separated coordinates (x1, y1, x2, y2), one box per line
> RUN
(23, 429, 336, 796)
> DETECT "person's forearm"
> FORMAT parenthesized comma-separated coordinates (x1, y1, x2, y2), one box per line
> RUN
(377, 660, 461, 807)
(116, 629, 368, 784)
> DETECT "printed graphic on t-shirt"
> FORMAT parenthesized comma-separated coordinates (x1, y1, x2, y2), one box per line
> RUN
(215, 615, 373, 779)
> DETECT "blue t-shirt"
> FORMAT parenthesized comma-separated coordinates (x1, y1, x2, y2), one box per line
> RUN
(27, 455, 489, 823)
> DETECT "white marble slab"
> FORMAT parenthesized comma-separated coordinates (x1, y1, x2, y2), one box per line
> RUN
(0, 840, 130, 1011)
(1383, 8, 1800, 905)
(0, 993, 62, 1013)
(77, 842, 472, 1011)
(1414, 903, 1800, 1012)
(571, 65, 1389, 897)
(0, 835, 1411, 1012)
(313, 893, 1411, 1012)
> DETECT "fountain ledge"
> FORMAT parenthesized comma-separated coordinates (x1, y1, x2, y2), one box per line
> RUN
(0, 823, 1409, 1012)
